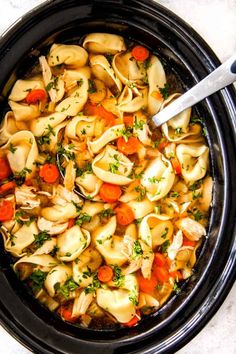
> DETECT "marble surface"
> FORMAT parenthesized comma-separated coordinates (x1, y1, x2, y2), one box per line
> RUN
(0, 0, 235, 353)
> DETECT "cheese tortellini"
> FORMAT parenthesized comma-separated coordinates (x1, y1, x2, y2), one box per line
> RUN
(0, 33, 212, 330)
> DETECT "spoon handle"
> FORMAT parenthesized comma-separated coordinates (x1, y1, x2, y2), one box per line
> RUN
(152, 54, 236, 127)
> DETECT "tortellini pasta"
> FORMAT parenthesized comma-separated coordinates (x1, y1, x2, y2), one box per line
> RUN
(0, 33, 212, 330)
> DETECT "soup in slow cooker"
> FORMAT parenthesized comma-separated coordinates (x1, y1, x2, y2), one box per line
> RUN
(0, 33, 212, 328)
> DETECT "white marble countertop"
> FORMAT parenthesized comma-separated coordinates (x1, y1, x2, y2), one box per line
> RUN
(0, 0, 235, 353)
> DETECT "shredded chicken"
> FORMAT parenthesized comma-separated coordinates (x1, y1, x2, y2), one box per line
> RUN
(37, 217, 68, 235)
(15, 185, 40, 209)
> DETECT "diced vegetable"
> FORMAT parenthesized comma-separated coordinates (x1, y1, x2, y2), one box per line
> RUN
(117, 136, 140, 155)
(39, 164, 59, 184)
(26, 89, 47, 104)
(97, 265, 114, 283)
(115, 204, 135, 225)
(99, 183, 122, 203)
(0, 157, 12, 180)
(131, 45, 150, 61)
(0, 200, 14, 222)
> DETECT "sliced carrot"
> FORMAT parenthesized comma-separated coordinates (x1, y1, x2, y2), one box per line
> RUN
(99, 183, 122, 203)
(151, 90, 163, 101)
(67, 219, 75, 229)
(97, 265, 114, 283)
(0, 200, 14, 222)
(131, 45, 149, 61)
(96, 105, 116, 126)
(24, 179, 33, 186)
(123, 115, 134, 126)
(169, 270, 183, 281)
(153, 130, 169, 151)
(84, 102, 116, 126)
(153, 266, 169, 283)
(171, 157, 182, 175)
(0, 157, 12, 180)
(58, 303, 78, 323)
(26, 89, 47, 104)
(182, 236, 196, 248)
(137, 273, 158, 293)
(83, 102, 98, 115)
(117, 136, 140, 155)
(154, 253, 167, 267)
(115, 204, 135, 226)
(123, 310, 141, 327)
(39, 164, 59, 184)
(0, 181, 16, 195)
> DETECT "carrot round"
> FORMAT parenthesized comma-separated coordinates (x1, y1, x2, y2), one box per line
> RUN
(131, 45, 149, 61)
(0, 200, 14, 222)
(115, 204, 135, 225)
(153, 266, 169, 283)
(39, 164, 59, 184)
(171, 157, 182, 175)
(99, 183, 122, 203)
(123, 310, 140, 327)
(137, 273, 158, 293)
(0, 181, 16, 195)
(26, 89, 47, 104)
(169, 270, 183, 281)
(97, 265, 114, 283)
(67, 218, 75, 229)
(84, 102, 116, 126)
(97, 105, 116, 126)
(58, 303, 78, 323)
(182, 236, 196, 248)
(154, 253, 167, 267)
(123, 115, 134, 126)
(117, 136, 140, 155)
(0, 157, 12, 180)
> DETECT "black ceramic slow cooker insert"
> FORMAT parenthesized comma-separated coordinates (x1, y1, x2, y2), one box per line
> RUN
(0, 1, 235, 353)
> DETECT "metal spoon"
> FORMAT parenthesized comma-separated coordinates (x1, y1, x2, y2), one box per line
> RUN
(152, 54, 236, 127)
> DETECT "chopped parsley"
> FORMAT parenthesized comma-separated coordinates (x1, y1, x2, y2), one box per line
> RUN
(133, 117, 145, 130)
(37, 124, 55, 146)
(133, 240, 143, 258)
(109, 154, 120, 174)
(57, 144, 75, 160)
(188, 208, 204, 222)
(161, 227, 169, 239)
(143, 58, 152, 70)
(202, 127, 207, 136)
(112, 265, 125, 288)
(77, 78, 84, 87)
(8, 143, 17, 154)
(34, 231, 51, 249)
(88, 79, 97, 94)
(15, 211, 36, 226)
(14, 168, 32, 186)
(84, 273, 101, 294)
(170, 191, 179, 198)
(175, 127, 182, 135)
(75, 213, 92, 226)
(99, 208, 115, 220)
(173, 280, 181, 294)
(190, 116, 202, 124)
(45, 76, 58, 92)
(76, 162, 93, 177)
(134, 185, 146, 201)
(54, 278, 79, 299)
(29, 269, 47, 293)
(159, 83, 170, 100)
(120, 126, 133, 142)
(160, 240, 170, 254)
